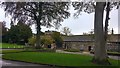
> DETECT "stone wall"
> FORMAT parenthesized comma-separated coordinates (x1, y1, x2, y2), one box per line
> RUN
(63, 41, 94, 51)
(63, 41, 119, 52)
(62, 34, 120, 52)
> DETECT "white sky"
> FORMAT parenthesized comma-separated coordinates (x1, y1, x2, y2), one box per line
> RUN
(0, 4, 119, 35)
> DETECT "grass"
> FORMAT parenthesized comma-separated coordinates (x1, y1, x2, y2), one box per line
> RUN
(0, 43, 24, 49)
(1, 50, 25, 54)
(2, 52, 119, 66)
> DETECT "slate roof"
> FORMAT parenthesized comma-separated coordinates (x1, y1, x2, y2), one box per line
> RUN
(62, 35, 94, 42)
(62, 34, 120, 42)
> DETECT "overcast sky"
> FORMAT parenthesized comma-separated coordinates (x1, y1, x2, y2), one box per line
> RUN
(0, 4, 119, 35)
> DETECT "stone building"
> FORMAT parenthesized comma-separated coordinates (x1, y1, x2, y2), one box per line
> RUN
(62, 34, 120, 52)
(107, 34, 120, 52)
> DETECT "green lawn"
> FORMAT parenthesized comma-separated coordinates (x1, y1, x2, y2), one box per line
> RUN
(1, 50, 25, 54)
(0, 43, 24, 48)
(2, 52, 119, 66)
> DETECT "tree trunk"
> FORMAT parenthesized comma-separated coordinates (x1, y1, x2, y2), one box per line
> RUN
(104, 2, 110, 42)
(92, 2, 110, 65)
(104, 2, 111, 63)
(35, 2, 42, 49)
(36, 22, 41, 49)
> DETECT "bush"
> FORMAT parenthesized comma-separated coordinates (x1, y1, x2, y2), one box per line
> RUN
(64, 49, 80, 52)
(23, 47, 55, 52)
(36, 48, 56, 52)
(28, 36, 36, 46)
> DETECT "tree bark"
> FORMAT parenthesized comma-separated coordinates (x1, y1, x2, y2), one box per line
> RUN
(92, 2, 110, 65)
(104, 2, 111, 63)
(35, 2, 42, 49)
(36, 20, 41, 49)
(104, 2, 110, 42)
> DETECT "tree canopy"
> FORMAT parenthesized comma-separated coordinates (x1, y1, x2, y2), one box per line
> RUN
(1, 21, 8, 42)
(1, 2, 70, 27)
(7, 20, 32, 44)
(51, 31, 63, 48)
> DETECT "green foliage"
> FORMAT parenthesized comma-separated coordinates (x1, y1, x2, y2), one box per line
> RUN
(1, 21, 9, 43)
(1, 21, 7, 35)
(7, 21, 32, 44)
(8, 25, 20, 43)
(28, 35, 53, 47)
(17, 21, 32, 43)
(28, 36, 36, 46)
(51, 32, 63, 48)
(41, 35, 53, 46)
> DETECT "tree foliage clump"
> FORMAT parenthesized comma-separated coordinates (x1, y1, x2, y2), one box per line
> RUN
(51, 31, 63, 48)
(41, 35, 53, 47)
(8, 21, 32, 44)
(28, 36, 36, 46)
(1, 21, 8, 43)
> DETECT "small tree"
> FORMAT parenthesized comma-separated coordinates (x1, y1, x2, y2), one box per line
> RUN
(61, 27, 71, 36)
(1, 21, 9, 43)
(51, 31, 63, 48)
(41, 35, 53, 47)
(8, 20, 32, 44)
(28, 36, 36, 46)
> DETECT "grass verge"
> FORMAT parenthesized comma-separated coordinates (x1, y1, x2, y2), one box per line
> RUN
(2, 52, 119, 66)
(1, 43, 24, 49)
(1, 50, 25, 54)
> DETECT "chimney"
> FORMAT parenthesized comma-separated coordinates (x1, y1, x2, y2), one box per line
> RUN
(111, 28, 114, 35)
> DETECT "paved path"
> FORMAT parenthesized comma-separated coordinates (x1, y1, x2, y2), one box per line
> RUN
(56, 50, 120, 60)
(0, 54, 52, 68)
(0, 59, 52, 68)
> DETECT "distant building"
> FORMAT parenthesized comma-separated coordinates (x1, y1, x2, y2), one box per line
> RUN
(107, 34, 120, 52)
(62, 34, 120, 52)
(45, 30, 58, 35)
(62, 35, 94, 51)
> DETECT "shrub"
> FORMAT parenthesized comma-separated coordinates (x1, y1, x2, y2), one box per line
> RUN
(64, 49, 80, 52)
(28, 36, 36, 46)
